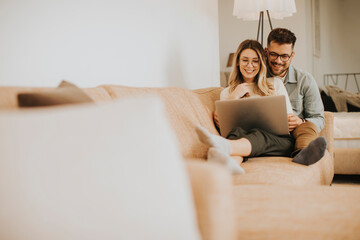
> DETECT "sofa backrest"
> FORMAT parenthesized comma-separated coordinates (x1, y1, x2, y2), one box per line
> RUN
(101, 85, 223, 160)
(0, 84, 333, 161)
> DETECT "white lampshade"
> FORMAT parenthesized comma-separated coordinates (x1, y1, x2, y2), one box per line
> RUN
(233, 0, 296, 20)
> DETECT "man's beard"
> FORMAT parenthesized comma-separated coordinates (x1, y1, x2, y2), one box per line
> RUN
(268, 61, 288, 76)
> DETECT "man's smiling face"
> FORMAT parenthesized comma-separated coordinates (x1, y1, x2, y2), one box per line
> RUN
(266, 41, 295, 77)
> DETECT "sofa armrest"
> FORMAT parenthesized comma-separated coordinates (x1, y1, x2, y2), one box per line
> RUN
(186, 160, 237, 240)
(320, 111, 334, 160)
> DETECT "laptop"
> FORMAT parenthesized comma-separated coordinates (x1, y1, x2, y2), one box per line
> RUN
(215, 95, 289, 137)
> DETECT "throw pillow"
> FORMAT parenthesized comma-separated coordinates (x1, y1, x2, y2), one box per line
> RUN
(17, 80, 94, 107)
(0, 96, 200, 240)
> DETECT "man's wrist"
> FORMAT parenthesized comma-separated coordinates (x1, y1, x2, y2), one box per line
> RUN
(297, 117, 305, 125)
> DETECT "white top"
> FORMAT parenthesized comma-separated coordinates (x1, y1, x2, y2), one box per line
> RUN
(220, 77, 293, 114)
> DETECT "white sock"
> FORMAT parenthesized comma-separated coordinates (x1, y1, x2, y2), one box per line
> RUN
(196, 126, 230, 154)
(208, 148, 245, 175)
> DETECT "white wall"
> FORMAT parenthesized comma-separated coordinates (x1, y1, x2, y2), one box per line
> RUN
(218, 0, 313, 75)
(0, 0, 220, 89)
(313, 0, 360, 92)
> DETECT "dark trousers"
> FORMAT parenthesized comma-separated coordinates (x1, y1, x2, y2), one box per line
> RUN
(227, 127, 294, 158)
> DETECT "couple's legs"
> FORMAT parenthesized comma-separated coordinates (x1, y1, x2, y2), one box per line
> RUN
(196, 121, 328, 175)
(226, 122, 328, 166)
(291, 122, 327, 165)
(196, 126, 294, 174)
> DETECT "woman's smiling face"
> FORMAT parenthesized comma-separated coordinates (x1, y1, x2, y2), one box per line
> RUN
(238, 48, 260, 83)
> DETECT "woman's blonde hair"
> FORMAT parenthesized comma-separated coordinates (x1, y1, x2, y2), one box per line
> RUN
(228, 39, 274, 96)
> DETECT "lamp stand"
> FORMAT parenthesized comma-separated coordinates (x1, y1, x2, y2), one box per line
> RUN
(256, 10, 273, 46)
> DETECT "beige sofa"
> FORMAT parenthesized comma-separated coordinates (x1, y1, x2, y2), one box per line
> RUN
(333, 112, 360, 175)
(1, 84, 360, 239)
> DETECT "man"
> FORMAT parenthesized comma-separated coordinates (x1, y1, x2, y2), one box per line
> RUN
(265, 28, 327, 165)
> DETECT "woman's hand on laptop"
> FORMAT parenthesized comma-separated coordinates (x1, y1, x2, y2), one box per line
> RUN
(287, 113, 303, 131)
(228, 83, 251, 99)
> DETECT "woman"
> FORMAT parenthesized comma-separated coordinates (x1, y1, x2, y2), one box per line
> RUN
(196, 39, 294, 174)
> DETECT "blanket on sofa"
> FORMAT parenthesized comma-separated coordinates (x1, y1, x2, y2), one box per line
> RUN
(323, 85, 360, 112)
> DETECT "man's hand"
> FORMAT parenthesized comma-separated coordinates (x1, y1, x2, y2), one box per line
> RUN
(214, 110, 219, 127)
(288, 113, 303, 132)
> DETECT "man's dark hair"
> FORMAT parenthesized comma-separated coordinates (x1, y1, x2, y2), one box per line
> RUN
(267, 28, 297, 47)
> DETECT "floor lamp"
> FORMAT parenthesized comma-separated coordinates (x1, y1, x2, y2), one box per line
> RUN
(256, 10, 273, 46)
(233, 0, 297, 46)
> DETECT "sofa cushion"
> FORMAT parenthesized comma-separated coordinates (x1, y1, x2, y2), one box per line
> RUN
(234, 185, 360, 239)
(186, 160, 237, 240)
(234, 151, 334, 186)
(0, 96, 200, 240)
(334, 148, 360, 175)
(101, 85, 222, 159)
(18, 80, 94, 107)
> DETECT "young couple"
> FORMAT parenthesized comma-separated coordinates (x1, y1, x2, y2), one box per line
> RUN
(196, 28, 327, 174)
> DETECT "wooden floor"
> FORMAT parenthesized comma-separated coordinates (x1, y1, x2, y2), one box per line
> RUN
(332, 174, 360, 187)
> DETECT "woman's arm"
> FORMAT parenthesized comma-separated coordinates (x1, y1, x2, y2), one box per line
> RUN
(220, 87, 231, 100)
(221, 84, 251, 100)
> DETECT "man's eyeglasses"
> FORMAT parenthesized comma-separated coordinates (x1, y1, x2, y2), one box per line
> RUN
(268, 52, 293, 62)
